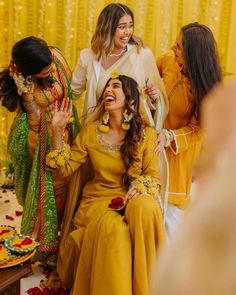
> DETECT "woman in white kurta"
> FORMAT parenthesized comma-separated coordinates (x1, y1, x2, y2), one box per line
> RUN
(71, 3, 168, 130)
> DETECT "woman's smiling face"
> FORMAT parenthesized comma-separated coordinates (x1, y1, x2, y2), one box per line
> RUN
(103, 78, 126, 112)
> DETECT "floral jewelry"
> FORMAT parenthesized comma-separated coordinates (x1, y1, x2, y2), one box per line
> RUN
(46, 142, 71, 169)
(9, 64, 34, 96)
(98, 111, 110, 133)
(131, 175, 160, 196)
(110, 69, 120, 79)
(121, 109, 133, 130)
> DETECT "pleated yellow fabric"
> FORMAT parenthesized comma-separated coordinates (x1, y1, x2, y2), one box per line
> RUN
(59, 196, 164, 295)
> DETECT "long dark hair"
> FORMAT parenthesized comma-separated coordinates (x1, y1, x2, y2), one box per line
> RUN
(98, 75, 143, 188)
(181, 23, 222, 119)
(0, 36, 52, 112)
(91, 3, 143, 59)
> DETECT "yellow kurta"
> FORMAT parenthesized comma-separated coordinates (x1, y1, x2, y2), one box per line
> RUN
(157, 52, 203, 208)
(57, 122, 164, 295)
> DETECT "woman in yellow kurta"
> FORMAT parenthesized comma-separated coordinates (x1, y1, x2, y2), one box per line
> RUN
(47, 74, 164, 294)
(156, 23, 222, 235)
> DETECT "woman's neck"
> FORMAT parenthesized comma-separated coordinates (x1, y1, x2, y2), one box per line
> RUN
(109, 111, 125, 132)
(108, 46, 127, 57)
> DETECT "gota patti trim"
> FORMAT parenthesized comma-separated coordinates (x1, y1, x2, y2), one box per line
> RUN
(96, 123, 121, 153)
(95, 121, 146, 153)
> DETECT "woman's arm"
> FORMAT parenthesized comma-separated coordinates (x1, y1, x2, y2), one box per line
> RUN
(48, 98, 89, 177)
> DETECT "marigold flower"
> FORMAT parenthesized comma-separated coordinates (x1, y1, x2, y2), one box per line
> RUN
(110, 69, 120, 79)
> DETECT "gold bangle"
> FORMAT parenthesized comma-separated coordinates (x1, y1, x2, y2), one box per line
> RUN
(162, 129, 171, 147)
(23, 99, 36, 106)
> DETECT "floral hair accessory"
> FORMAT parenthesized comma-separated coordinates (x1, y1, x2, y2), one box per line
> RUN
(110, 69, 120, 79)
(131, 175, 160, 196)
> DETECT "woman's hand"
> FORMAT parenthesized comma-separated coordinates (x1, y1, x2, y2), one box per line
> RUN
(143, 83, 160, 104)
(124, 186, 139, 203)
(9, 63, 34, 96)
(155, 130, 167, 153)
(52, 97, 72, 132)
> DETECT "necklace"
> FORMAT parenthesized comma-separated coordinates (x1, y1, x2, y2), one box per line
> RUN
(108, 47, 127, 57)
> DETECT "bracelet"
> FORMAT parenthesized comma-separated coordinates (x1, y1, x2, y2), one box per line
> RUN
(162, 129, 171, 147)
(150, 92, 160, 103)
(46, 142, 71, 169)
(131, 175, 160, 196)
(23, 99, 36, 106)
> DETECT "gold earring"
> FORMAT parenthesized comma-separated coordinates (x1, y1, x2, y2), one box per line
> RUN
(121, 109, 133, 130)
(98, 111, 110, 133)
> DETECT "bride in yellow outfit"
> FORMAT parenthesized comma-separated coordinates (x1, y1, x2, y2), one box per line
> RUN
(46, 73, 165, 294)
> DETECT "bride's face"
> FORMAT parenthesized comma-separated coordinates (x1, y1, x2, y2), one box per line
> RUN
(103, 78, 125, 112)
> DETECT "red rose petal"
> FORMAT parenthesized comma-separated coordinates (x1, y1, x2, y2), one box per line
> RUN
(22, 237, 33, 245)
(5, 215, 14, 221)
(13, 243, 22, 248)
(2, 229, 10, 233)
(108, 197, 125, 209)
(15, 210, 23, 216)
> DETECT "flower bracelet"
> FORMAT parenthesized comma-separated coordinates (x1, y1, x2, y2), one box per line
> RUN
(46, 143, 71, 169)
(131, 175, 160, 196)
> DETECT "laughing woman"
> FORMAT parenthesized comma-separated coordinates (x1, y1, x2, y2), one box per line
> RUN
(156, 23, 222, 235)
(46, 74, 165, 295)
(72, 2, 168, 130)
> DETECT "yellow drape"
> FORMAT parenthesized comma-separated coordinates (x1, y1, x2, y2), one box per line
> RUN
(0, 0, 236, 165)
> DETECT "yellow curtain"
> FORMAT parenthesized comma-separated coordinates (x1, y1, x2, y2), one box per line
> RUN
(0, 0, 236, 166)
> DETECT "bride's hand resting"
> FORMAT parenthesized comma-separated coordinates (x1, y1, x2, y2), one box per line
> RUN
(52, 97, 72, 132)
(124, 186, 139, 203)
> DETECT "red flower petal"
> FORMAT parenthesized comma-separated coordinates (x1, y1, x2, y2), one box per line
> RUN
(2, 229, 10, 233)
(21, 237, 33, 245)
(5, 215, 14, 221)
(108, 203, 122, 209)
(108, 197, 125, 209)
(13, 243, 22, 248)
(15, 210, 23, 216)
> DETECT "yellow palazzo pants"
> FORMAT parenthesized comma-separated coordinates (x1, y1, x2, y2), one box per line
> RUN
(58, 195, 164, 295)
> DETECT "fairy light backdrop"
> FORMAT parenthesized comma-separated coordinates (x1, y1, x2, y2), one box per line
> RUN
(0, 0, 236, 167)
